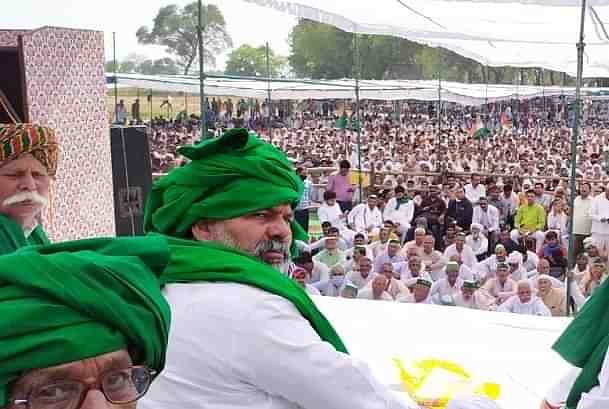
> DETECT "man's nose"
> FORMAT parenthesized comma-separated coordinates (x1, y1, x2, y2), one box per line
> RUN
(17, 172, 37, 191)
(79, 389, 110, 409)
(267, 217, 292, 242)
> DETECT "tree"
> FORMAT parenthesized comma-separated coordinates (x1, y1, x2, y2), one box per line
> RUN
(225, 44, 286, 77)
(136, 2, 232, 75)
(289, 19, 353, 79)
(105, 56, 181, 75)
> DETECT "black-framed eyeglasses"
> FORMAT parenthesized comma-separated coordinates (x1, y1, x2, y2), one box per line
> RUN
(12, 366, 156, 409)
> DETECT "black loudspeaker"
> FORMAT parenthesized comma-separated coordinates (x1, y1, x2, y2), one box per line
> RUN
(110, 126, 152, 236)
(0, 46, 27, 123)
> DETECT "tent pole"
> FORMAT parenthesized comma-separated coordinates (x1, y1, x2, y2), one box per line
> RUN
(354, 32, 363, 204)
(149, 89, 152, 122)
(436, 49, 442, 174)
(266, 42, 272, 142)
(197, 0, 207, 139)
(113, 32, 118, 124)
(566, 0, 587, 316)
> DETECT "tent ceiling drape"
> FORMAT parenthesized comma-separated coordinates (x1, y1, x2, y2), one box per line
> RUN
(108, 73, 608, 105)
(240, 0, 609, 77)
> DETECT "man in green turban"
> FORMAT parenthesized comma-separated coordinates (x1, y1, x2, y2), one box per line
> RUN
(0, 123, 59, 254)
(142, 128, 416, 409)
(0, 235, 171, 409)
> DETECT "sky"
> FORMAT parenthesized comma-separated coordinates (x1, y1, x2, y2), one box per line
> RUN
(0, 0, 296, 70)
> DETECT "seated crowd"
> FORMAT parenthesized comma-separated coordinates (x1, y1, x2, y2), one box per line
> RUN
(290, 162, 609, 318)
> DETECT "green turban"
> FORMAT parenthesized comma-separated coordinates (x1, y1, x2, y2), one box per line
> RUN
(144, 128, 307, 249)
(0, 236, 171, 405)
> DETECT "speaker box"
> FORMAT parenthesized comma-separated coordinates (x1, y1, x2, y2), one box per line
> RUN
(110, 126, 152, 236)
(0, 46, 27, 123)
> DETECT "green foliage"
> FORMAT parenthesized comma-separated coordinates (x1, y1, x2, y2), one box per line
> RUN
(225, 44, 286, 77)
(105, 56, 180, 75)
(289, 19, 573, 84)
(136, 2, 232, 75)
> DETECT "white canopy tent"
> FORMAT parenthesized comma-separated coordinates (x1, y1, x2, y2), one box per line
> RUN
(241, 0, 609, 77)
(108, 73, 609, 105)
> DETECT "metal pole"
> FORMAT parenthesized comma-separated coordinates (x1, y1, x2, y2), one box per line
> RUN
(566, 0, 587, 316)
(149, 89, 152, 122)
(354, 33, 363, 204)
(197, 0, 207, 139)
(266, 42, 272, 142)
(436, 49, 442, 173)
(113, 32, 118, 124)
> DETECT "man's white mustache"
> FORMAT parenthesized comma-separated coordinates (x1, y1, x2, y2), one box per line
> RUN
(2, 192, 48, 207)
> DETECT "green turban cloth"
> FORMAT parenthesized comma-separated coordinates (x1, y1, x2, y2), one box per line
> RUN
(160, 235, 348, 355)
(553, 278, 609, 409)
(0, 236, 171, 405)
(144, 128, 308, 252)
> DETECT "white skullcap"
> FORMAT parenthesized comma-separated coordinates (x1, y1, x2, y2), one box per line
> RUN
(470, 223, 483, 231)
(446, 396, 501, 409)
(507, 252, 522, 264)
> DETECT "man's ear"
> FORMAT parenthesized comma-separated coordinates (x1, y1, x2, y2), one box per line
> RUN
(192, 220, 212, 241)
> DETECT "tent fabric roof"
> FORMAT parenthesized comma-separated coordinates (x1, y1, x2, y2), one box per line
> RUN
(241, 0, 609, 77)
(108, 73, 607, 105)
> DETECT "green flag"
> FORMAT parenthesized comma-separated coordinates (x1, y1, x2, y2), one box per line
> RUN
(336, 112, 348, 129)
(473, 127, 491, 140)
(553, 278, 609, 408)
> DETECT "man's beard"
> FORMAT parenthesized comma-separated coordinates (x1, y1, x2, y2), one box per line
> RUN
(208, 228, 291, 274)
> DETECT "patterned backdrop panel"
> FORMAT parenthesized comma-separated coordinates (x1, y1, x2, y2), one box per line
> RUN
(18, 26, 115, 241)
(0, 30, 29, 47)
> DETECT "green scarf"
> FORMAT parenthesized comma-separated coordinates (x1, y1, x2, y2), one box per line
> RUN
(160, 234, 348, 354)
(0, 236, 171, 405)
(553, 277, 609, 409)
(0, 213, 50, 255)
(395, 196, 411, 210)
(144, 128, 307, 254)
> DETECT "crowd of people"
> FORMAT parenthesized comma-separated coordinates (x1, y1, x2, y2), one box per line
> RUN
(3, 107, 609, 408)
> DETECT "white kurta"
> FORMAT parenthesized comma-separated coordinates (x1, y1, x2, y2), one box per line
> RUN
(348, 204, 383, 233)
(383, 198, 414, 228)
(444, 244, 477, 268)
(496, 295, 551, 316)
(141, 283, 416, 409)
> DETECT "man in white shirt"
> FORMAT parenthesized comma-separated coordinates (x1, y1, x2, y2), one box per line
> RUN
(444, 233, 477, 268)
(357, 274, 394, 301)
(482, 263, 517, 306)
(141, 129, 416, 409)
(317, 190, 345, 228)
(420, 235, 447, 281)
(383, 185, 414, 241)
(401, 227, 426, 257)
(497, 280, 551, 316)
(464, 174, 486, 204)
(466, 223, 489, 261)
(453, 280, 490, 310)
(472, 197, 500, 249)
(397, 278, 433, 303)
(374, 239, 405, 273)
(394, 256, 432, 287)
(348, 194, 383, 234)
(573, 182, 593, 257)
(588, 183, 609, 257)
(475, 244, 508, 282)
(506, 252, 528, 281)
(430, 262, 463, 305)
(292, 266, 322, 296)
(346, 256, 376, 290)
